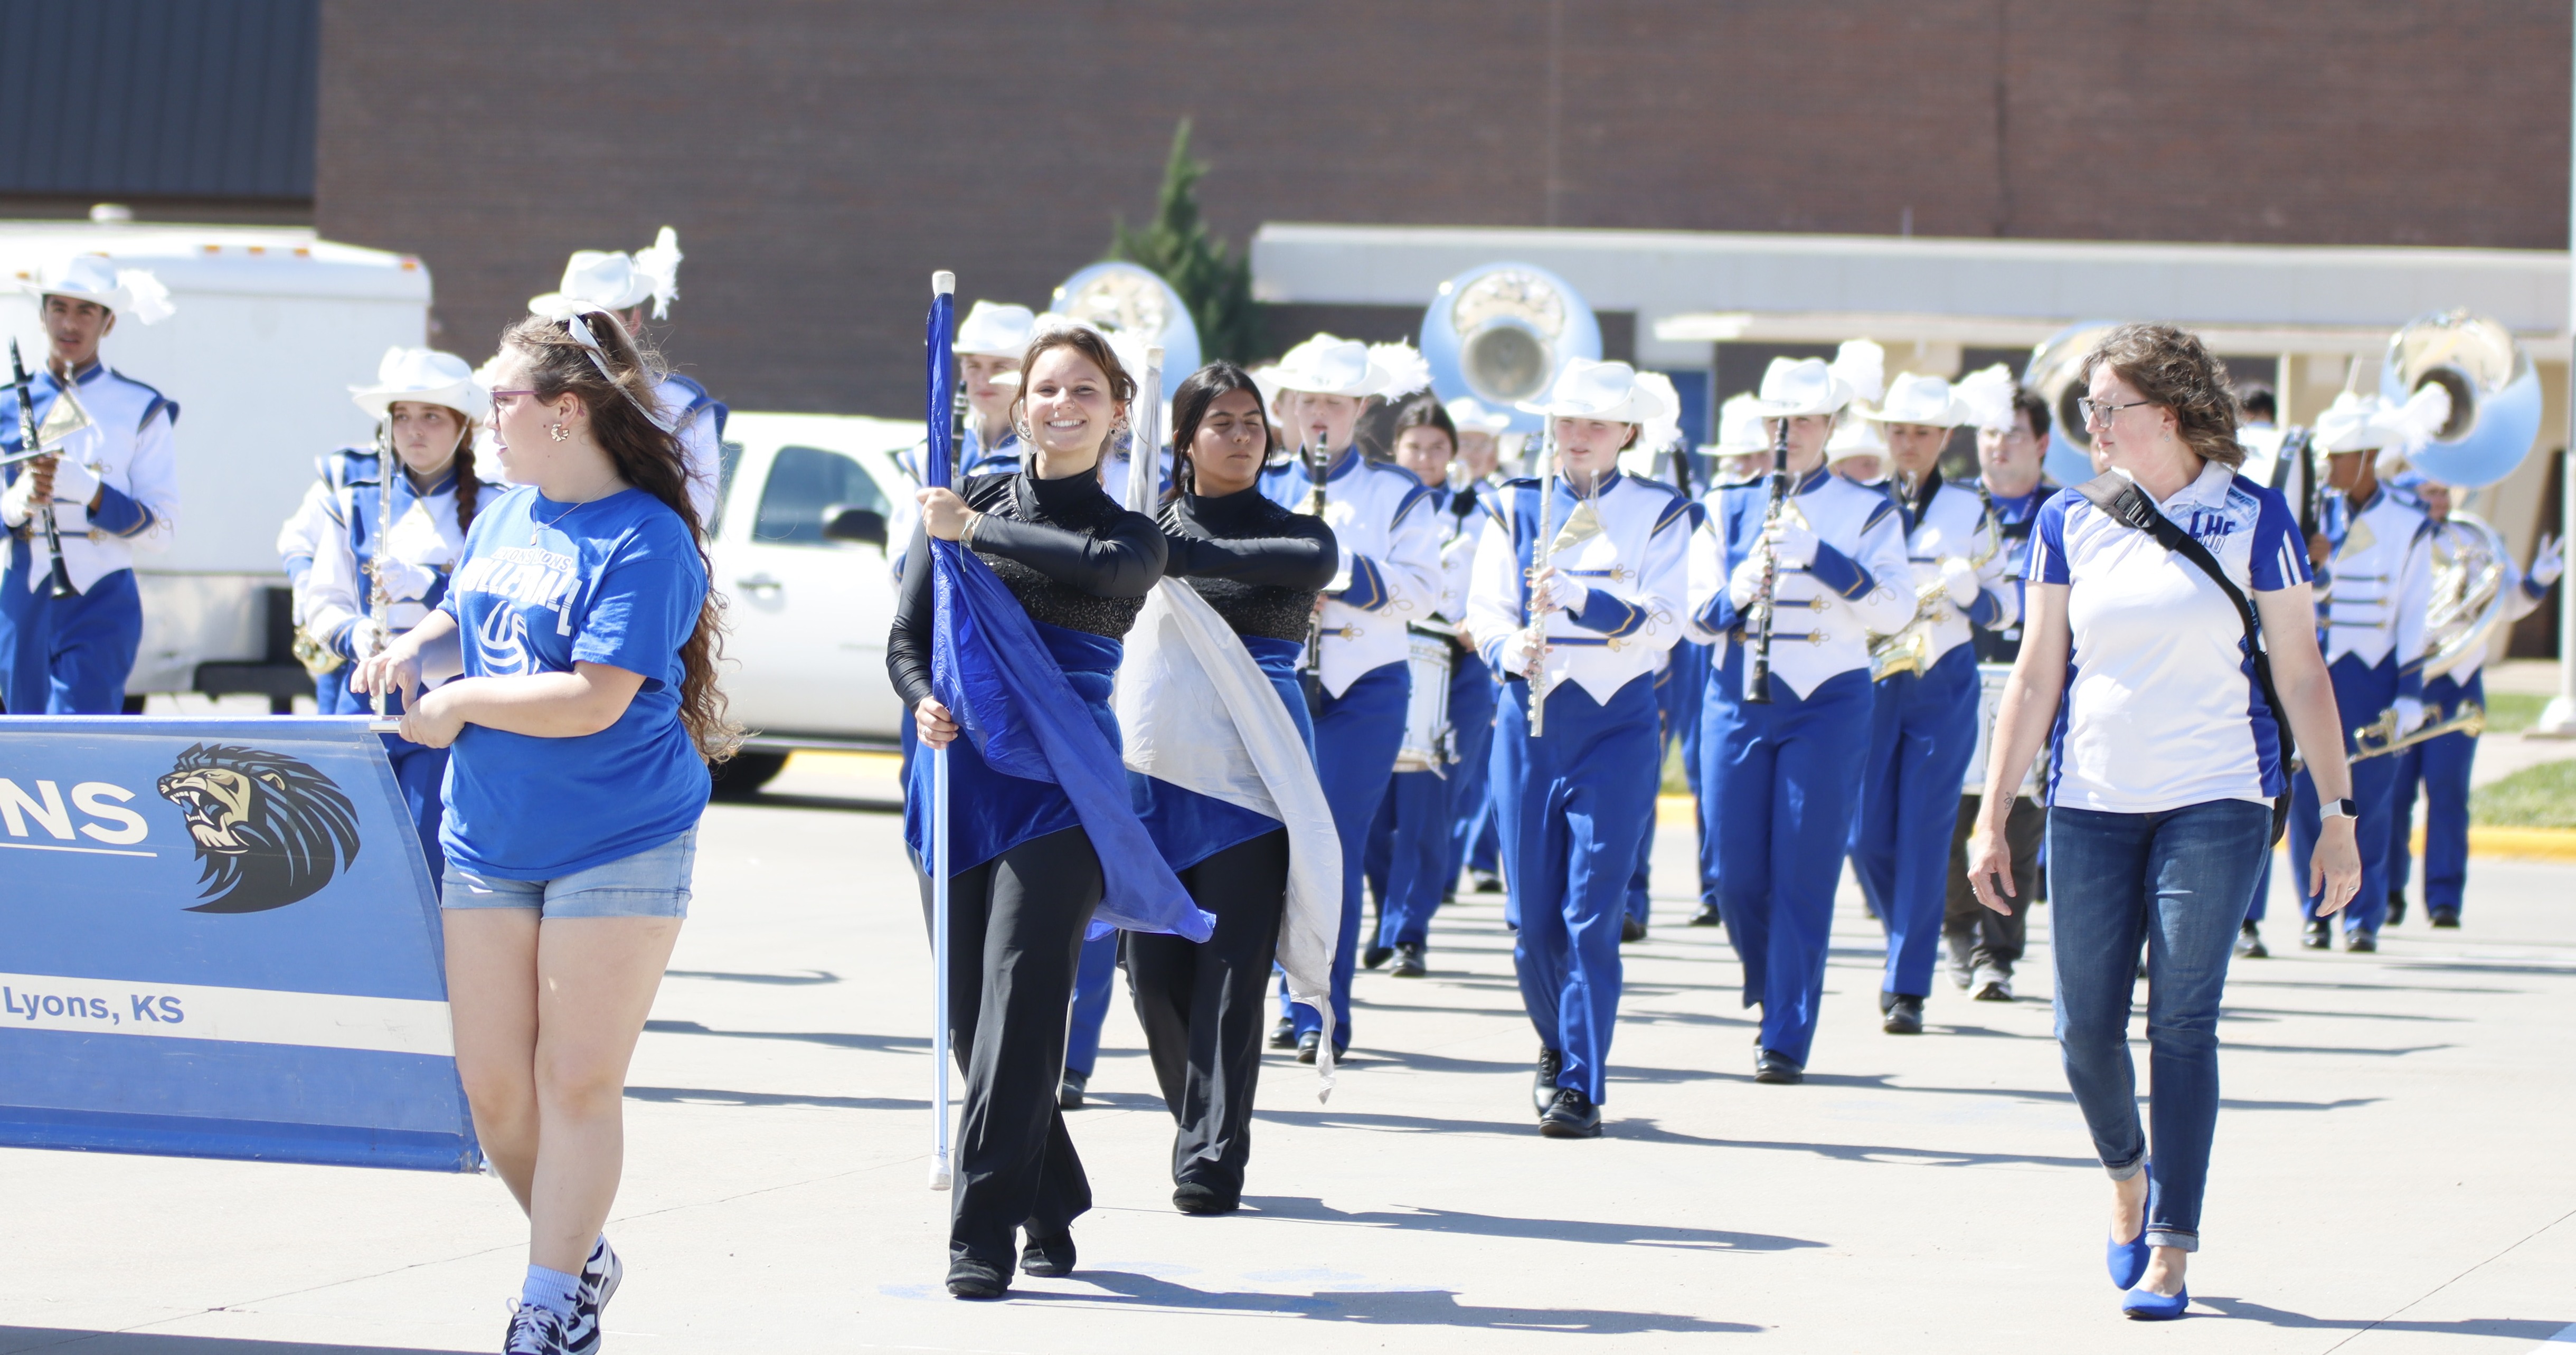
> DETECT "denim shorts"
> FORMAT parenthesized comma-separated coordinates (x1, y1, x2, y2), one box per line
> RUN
(440, 828, 697, 920)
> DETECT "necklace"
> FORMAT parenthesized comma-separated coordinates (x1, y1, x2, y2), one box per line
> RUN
(529, 496, 587, 544)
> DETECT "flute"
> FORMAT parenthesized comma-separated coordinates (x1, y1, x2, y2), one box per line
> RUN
(366, 420, 395, 718)
(1743, 413, 1792, 705)
(1526, 420, 1558, 735)
(9, 341, 77, 600)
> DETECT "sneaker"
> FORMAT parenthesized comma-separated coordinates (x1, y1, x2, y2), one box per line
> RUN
(1970, 967, 2014, 1002)
(2235, 921, 2268, 960)
(564, 1237, 621, 1355)
(504, 1301, 573, 1355)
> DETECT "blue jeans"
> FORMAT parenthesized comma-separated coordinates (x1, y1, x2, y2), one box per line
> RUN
(2048, 799, 2270, 1253)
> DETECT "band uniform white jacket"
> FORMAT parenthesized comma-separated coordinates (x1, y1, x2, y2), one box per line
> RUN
(1261, 449, 1442, 697)
(1685, 467, 1914, 700)
(1426, 481, 1485, 625)
(301, 451, 493, 657)
(1886, 473, 2019, 670)
(2318, 486, 2433, 694)
(1466, 471, 1689, 704)
(0, 361, 178, 594)
(658, 373, 726, 531)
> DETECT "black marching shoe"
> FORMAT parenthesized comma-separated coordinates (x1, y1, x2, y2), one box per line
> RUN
(2385, 890, 2407, 927)
(2235, 921, 2268, 959)
(1390, 942, 1427, 977)
(1269, 1016, 1297, 1049)
(1620, 915, 1647, 944)
(1172, 1180, 1239, 1215)
(945, 1256, 1009, 1300)
(1470, 869, 1504, 894)
(1688, 902, 1724, 927)
(1056, 1069, 1087, 1110)
(2429, 911, 2461, 929)
(2344, 930, 2378, 954)
(1533, 1048, 1563, 1117)
(1881, 992, 1924, 1035)
(1754, 1049, 1804, 1084)
(2301, 917, 2333, 950)
(1296, 1031, 1323, 1064)
(1363, 944, 1394, 971)
(1539, 1087, 1603, 1138)
(1018, 1229, 1076, 1278)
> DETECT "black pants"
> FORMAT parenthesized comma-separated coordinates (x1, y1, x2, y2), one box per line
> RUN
(1123, 829, 1287, 1200)
(1945, 794, 2044, 974)
(919, 825, 1101, 1266)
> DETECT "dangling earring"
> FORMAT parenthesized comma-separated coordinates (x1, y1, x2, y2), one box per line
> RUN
(548, 422, 569, 443)
(1014, 420, 1033, 442)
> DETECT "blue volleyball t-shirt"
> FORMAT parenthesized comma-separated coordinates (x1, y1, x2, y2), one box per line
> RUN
(437, 485, 711, 879)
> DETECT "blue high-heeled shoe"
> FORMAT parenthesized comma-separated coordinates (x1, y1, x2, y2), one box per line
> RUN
(2106, 1228, 2150, 1290)
(2121, 1283, 2188, 1320)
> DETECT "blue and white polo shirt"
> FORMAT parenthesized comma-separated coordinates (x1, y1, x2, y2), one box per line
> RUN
(2028, 462, 2310, 814)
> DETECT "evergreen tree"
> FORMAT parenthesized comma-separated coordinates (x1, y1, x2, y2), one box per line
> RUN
(1109, 118, 1262, 365)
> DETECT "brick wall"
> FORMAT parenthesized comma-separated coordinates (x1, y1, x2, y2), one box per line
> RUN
(317, 1, 2572, 417)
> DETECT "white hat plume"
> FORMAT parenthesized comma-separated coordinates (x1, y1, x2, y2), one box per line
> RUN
(630, 226, 683, 321)
(1953, 363, 2018, 433)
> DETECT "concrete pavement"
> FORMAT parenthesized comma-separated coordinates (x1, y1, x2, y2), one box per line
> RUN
(5, 789, 2573, 1353)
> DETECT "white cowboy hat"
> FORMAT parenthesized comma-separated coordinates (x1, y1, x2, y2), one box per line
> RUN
(2315, 386, 2450, 454)
(1825, 412, 1889, 465)
(1515, 357, 1679, 427)
(20, 254, 174, 324)
(351, 346, 489, 423)
(1271, 333, 1400, 399)
(956, 300, 1037, 359)
(530, 227, 683, 320)
(1704, 393, 1766, 456)
(1861, 372, 1968, 429)
(1751, 339, 1885, 419)
(1445, 396, 1513, 437)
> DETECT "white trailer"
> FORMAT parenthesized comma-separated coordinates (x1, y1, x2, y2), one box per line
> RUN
(0, 219, 429, 704)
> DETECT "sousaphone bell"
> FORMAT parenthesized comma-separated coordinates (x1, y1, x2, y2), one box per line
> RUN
(1052, 262, 1202, 379)
(2379, 309, 2540, 489)
(2024, 321, 2121, 490)
(1420, 262, 1600, 435)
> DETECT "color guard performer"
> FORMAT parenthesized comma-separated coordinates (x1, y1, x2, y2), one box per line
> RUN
(529, 229, 726, 528)
(2286, 390, 2439, 952)
(1851, 374, 2017, 1035)
(290, 348, 499, 877)
(890, 300, 1036, 580)
(0, 256, 177, 714)
(1687, 351, 1913, 1084)
(1259, 335, 1442, 1062)
(1469, 358, 1688, 1136)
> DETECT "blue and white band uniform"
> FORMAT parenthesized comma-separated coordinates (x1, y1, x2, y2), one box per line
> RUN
(2026, 461, 2308, 813)
(0, 360, 178, 714)
(659, 372, 728, 532)
(1466, 470, 1687, 1105)
(1369, 480, 1496, 956)
(1852, 473, 2018, 1002)
(1260, 447, 1444, 696)
(1685, 467, 1913, 1069)
(2284, 482, 2432, 937)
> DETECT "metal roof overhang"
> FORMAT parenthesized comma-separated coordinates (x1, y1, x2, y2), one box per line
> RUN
(1249, 224, 2571, 361)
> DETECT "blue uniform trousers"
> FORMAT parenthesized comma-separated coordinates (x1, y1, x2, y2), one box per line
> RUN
(2386, 671, 2479, 918)
(1063, 932, 1119, 1079)
(313, 666, 350, 715)
(1373, 649, 1497, 950)
(1445, 659, 1502, 885)
(1494, 672, 1659, 1103)
(320, 680, 450, 882)
(1852, 646, 1981, 999)
(1700, 650, 1874, 1068)
(1282, 661, 1409, 1049)
(0, 550, 142, 714)
(2289, 653, 2401, 936)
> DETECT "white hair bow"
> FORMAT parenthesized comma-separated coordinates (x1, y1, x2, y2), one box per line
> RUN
(564, 312, 676, 432)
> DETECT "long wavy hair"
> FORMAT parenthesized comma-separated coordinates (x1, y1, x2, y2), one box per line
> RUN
(494, 314, 739, 762)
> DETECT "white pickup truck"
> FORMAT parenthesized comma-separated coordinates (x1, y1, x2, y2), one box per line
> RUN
(703, 412, 924, 795)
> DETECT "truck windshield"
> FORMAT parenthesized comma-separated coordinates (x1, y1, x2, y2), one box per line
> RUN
(752, 446, 892, 545)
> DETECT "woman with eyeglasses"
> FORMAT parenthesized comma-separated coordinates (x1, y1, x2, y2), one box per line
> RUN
(1967, 323, 2361, 1320)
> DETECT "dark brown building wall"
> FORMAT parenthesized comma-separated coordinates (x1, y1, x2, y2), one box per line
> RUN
(317, 1, 2571, 416)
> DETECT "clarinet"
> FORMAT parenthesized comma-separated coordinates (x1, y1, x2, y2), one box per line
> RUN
(1525, 420, 1562, 736)
(1299, 430, 1330, 714)
(10, 341, 77, 600)
(366, 421, 396, 718)
(1743, 414, 1792, 705)
(949, 373, 970, 481)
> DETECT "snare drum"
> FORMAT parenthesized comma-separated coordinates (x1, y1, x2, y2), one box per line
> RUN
(1962, 662, 2046, 800)
(1393, 626, 1456, 775)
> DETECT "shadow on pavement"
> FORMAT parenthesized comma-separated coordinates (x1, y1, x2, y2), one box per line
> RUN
(1235, 1196, 1824, 1253)
(641, 1018, 926, 1052)
(1, 1331, 473, 1355)
(2192, 1297, 2574, 1339)
(1002, 1273, 1764, 1333)
(624, 1084, 927, 1111)
(730, 792, 902, 814)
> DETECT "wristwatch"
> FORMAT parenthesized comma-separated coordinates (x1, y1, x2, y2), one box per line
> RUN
(2319, 798, 2358, 822)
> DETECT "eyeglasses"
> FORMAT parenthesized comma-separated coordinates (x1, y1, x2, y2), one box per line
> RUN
(488, 389, 539, 409)
(2078, 397, 2155, 428)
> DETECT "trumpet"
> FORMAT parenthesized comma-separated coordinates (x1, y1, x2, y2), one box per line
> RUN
(1867, 488, 2002, 682)
(2349, 700, 2486, 763)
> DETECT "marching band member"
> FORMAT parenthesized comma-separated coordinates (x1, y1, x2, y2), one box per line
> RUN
(1685, 395, 1770, 928)
(1128, 361, 1337, 1212)
(529, 229, 727, 528)
(1259, 335, 1442, 1062)
(1441, 397, 1512, 898)
(294, 348, 499, 877)
(1687, 349, 1912, 1084)
(1608, 380, 1690, 944)
(2286, 391, 2438, 952)
(1824, 413, 1889, 486)
(2384, 479, 2560, 928)
(353, 312, 726, 1355)
(1363, 394, 1487, 977)
(1851, 374, 2017, 1035)
(889, 300, 1035, 579)
(1469, 358, 1687, 1136)
(891, 324, 1168, 1296)
(1943, 374, 2059, 996)
(0, 256, 177, 715)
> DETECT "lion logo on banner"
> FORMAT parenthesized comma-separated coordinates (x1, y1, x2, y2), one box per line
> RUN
(154, 744, 363, 914)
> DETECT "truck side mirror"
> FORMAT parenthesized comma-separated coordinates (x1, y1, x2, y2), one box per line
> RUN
(821, 504, 888, 547)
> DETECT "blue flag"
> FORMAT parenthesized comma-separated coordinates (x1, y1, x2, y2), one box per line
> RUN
(914, 291, 1209, 941)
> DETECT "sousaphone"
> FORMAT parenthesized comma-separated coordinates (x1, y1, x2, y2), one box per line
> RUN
(1419, 262, 1600, 435)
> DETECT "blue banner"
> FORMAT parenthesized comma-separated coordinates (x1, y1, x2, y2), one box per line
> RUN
(0, 716, 479, 1171)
